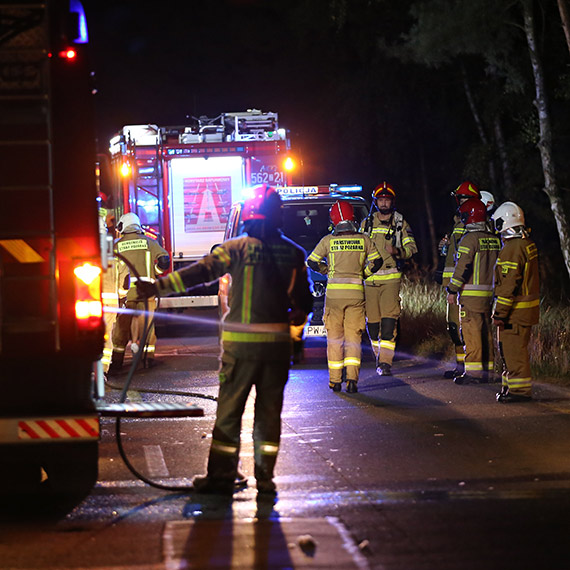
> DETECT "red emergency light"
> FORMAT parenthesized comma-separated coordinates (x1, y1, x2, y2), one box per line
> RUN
(58, 48, 78, 60)
(74, 262, 103, 330)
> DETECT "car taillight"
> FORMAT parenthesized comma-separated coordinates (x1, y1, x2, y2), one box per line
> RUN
(74, 262, 103, 330)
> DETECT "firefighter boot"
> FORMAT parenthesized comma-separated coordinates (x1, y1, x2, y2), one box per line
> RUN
(107, 351, 124, 376)
(346, 380, 358, 393)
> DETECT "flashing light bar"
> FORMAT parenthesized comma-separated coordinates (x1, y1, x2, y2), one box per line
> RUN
(330, 184, 363, 194)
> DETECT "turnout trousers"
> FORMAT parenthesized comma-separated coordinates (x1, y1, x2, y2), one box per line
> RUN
(206, 353, 290, 485)
(323, 297, 366, 387)
(364, 280, 401, 366)
(498, 323, 533, 397)
(459, 306, 495, 380)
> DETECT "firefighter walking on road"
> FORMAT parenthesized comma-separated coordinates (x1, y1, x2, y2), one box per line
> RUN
(307, 200, 382, 393)
(491, 202, 540, 403)
(361, 182, 417, 376)
(446, 198, 501, 384)
(108, 213, 170, 374)
(137, 185, 312, 496)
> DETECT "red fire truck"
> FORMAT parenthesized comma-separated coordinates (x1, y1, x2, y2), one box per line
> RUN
(0, 0, 105, 500)
(107, 110, 293, 308)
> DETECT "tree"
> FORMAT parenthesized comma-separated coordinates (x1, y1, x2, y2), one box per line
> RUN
(400, 0, 570, 280)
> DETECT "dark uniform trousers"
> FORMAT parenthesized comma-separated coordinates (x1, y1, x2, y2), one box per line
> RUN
(207, 351, 290, 485)
(498, 323, 532, 396)
(323, 297, 366, 385)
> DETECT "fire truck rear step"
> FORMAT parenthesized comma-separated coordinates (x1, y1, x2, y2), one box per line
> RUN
(96, 401, 204, 418)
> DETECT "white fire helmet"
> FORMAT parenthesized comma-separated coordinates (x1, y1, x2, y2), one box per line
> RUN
(479, 190, 495, 212)
(117, 212, 142, 234)
(492, 201, 525, 233)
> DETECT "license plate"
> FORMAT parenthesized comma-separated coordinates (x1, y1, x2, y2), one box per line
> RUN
(305, 325, 326, 337)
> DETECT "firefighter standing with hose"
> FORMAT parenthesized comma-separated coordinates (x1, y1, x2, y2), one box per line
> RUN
(307, 200, 382, 393)
(491, 202, 540, 403)
(446, 198, 501, 384)
(361, 182, 417, 376)
(136, 185, 312, 496)
(108, 213, 170, 374)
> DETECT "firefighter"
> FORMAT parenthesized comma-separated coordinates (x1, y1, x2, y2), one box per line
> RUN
(439, 181, 481, 378)
(307, 200, 382, 393)
(108, 212, 170, 374)
(136, 185, 312, 496)
(446, 198, 501, 384)
(360, 182, 417, 376)
(491, 202, 540, 403)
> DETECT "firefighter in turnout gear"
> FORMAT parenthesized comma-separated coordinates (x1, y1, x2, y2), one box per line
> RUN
(108, 213, 170, 374)
(439, 182, 481, 378)
(361, 182, 417, 376)
(307, 200, 382, 393)
(446, 198, 501, 384)
(137, 185, 312, 495)
(491, 202, 540, 403)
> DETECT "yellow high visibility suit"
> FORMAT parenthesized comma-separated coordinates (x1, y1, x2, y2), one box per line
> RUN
(360, 211, 417, 370)
(110, 228, 169, 371)
(447, 226, 501, 381)
(442, 219, 467, 372)
(307, 231, 381, 389)
(493, 235, 540, 397)
(152, 229, 312, 490)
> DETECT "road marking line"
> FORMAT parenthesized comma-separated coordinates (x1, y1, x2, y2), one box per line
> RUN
(143, 445, 170, 477)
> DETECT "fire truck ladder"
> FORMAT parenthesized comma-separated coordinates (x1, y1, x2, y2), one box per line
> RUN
(131, 131, 164, 239)
(0, 4, 59, 352)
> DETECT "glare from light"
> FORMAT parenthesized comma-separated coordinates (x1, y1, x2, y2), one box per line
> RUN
(284, 157, 295, 171)
(74, 262, 101, 285)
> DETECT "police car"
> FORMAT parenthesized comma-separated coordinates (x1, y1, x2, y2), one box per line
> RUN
(220, 185, 369, 336)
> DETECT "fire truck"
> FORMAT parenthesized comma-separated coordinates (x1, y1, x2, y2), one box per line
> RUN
(107, 110, 293, 308)
(0, 0, 105, 500)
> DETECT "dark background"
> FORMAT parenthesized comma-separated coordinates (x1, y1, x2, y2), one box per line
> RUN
(83, 0, 570, 292)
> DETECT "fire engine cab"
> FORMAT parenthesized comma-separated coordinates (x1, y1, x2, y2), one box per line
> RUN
(107, 110, 293, 308)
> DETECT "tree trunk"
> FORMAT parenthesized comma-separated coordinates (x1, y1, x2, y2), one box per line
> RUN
(460, 65, 498, 188)
(557, 0, 570, 55)
(522, 0, 570, 280)
(493, 115, 514, 198)
(419, 144, 438, 269)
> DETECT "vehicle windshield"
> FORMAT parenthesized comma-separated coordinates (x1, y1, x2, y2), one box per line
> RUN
(281, 202, 368, 252)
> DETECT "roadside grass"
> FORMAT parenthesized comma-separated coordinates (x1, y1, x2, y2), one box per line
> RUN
(397, 275, 570, 385)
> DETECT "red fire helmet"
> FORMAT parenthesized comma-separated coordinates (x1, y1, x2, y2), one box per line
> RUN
(242, 185, 282, 224)
(458, 198, 487, 224)
(329, 200, 355, 226)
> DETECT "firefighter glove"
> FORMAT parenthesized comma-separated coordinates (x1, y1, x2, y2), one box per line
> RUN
(136, 277, 159, 299)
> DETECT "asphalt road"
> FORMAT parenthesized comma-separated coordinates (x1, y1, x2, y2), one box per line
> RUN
(2, 316, 570, 570)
